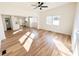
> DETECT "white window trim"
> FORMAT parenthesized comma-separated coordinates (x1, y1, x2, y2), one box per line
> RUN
(46, 16, 60, 26)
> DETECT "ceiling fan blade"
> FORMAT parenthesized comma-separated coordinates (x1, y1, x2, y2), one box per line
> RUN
(41, 6, 48, 8)
(38, 2, 43, 4)
(38, 2, 41, 4)
(40, 2, 44, 6)
(38, 2, 44, 7)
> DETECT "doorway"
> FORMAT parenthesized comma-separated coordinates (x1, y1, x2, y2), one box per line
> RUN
(5, 18, 12, 30)
(29, 16, 38, 29)
(2, 15, 12, 31)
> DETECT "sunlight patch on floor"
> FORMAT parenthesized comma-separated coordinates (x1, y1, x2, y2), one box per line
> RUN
(19, 31, 36, 52)
(29, 33, 36, 39)
(23, 32, 35, 52)
(19, 35, 28, 44)
(23, 38, 33, 52)
(45, 35, 55, 45)
(13, 29, 23, 34)
(45, 35, 72, 56)
(25, 32, 31, 36)
(60, 52, 67, 56)
(53, 37, 72, 56)
(19, 32, 31, 44)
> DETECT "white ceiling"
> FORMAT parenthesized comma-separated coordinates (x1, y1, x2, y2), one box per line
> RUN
(25, 2, 71, 12)
(0, 2, 71, 12)
(0, 2, 72, 16)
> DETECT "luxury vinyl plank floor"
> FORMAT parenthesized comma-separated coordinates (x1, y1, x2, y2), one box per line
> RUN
(1, 27, 72, 56)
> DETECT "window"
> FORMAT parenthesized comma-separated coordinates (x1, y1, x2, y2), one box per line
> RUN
(53, 16, 60, 26)
(46, 16, 52, 25)
(25, 17, 28, 22)
(46, 16, 60, 26)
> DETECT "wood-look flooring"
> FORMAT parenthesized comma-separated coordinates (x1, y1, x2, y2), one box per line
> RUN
(0, 27, 72, 56)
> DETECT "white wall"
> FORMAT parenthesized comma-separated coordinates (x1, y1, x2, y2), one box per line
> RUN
(72, 3, 79, 56)
(2, 16, 7, 31)
(39, 3, 76, 35)
(0, 15, 6, 40)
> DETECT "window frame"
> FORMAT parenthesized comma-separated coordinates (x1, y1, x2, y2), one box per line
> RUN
(46, 16, 60, 26)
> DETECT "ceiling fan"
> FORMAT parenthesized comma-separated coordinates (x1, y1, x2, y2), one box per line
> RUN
(32, 2, 48, 10)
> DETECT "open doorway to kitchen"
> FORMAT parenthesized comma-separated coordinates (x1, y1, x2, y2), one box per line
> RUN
(5, 17, 12, 30)
(2, 15, 12, 31)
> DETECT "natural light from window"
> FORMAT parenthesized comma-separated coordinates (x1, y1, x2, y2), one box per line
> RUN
(53, 16, 60, 26)
(45, 35, 72, 56)
(13, 29, 23, 34)
(52, 37, 72, 56)
(23, 32, 35, 52)
(23, 38, 33, 52)
(19, 31, 36, 52)
(46, 16, 60, 26)
(19, 32, 31, 44)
